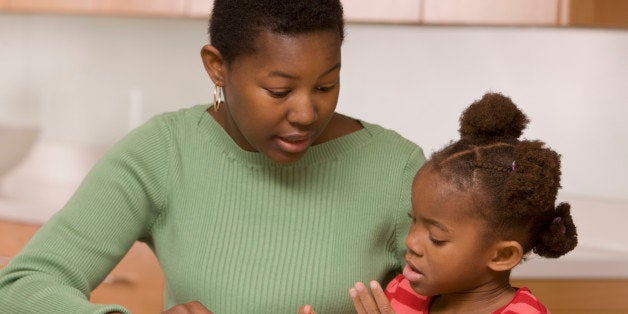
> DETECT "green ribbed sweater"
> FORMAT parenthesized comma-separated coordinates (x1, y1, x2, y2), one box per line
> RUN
(0, 105, 425, 313)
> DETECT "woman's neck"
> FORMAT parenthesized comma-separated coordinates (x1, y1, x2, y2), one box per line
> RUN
(429, 280, 516, 314)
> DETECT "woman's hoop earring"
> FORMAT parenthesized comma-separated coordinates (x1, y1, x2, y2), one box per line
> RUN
(213, 85, 224, 112)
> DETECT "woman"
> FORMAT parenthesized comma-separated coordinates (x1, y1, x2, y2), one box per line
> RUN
(0, 1, 425, 313)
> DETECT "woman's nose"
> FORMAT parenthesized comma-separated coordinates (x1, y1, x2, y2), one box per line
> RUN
(287, 94, 317, 126)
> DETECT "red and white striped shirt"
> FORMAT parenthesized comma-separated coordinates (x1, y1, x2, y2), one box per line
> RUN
(385, 275, 550, 314)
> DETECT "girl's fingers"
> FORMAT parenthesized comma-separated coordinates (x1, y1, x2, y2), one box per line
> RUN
(369, 281, 394, 313)
(297, 304, 316, 314)
(356, 282, 380, 313)
(350, 287, 367, 314)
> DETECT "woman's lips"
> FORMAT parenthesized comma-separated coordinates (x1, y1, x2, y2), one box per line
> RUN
(403, 263, 424, 283)
(275, 134, 312, 154)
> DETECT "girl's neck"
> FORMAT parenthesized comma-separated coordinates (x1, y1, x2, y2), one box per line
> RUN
(429, 281, 516, 314)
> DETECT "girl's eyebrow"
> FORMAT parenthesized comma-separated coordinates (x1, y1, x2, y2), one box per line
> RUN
(421, 217, 449, 232)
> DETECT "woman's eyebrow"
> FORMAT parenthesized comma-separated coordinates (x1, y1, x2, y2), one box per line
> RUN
(266, 62, 341, 80)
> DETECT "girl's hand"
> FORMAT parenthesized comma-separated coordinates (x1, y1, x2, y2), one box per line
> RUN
(298, 304, 317, 314)
(162, 301, 213, 314)
(350, 281, 396, 314)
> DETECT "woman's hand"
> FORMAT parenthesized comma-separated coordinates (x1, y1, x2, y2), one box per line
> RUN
(350, 281, 396, 314)
(298, 304, 317, 314)
(162, 301, 213, 314)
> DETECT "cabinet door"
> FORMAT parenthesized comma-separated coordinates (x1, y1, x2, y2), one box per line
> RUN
(94, 0, 187, 17)
(6, 0, 95, 14)
(341, 0, 421, 23)
(188, 0, 213, 19)
(564, 0, 628, 28)
(3, 0, 187, 17)
(422, 0, 560, 26)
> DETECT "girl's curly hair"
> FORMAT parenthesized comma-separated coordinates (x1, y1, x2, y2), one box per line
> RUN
(429, 92, 577, 258)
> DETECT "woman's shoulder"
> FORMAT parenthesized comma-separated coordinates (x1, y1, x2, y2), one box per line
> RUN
(327, 114, 420, 148)
(315, 113, 363, 144)
(151, 104, 210, 127)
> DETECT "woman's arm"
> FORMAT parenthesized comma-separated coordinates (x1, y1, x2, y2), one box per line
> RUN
(0, 116, 172, 313)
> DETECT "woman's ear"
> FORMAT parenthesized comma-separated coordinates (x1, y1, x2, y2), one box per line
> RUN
(487, 240, 524, 272)
(201, 44, 226, 85)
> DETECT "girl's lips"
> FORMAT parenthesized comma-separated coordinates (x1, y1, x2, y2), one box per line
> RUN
(403, 263, 424, 283)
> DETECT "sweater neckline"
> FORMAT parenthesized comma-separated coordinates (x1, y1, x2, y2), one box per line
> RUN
(195, 105, 376, 168)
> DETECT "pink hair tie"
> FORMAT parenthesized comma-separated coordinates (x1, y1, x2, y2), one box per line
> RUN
(511, 160, 516, 172)
(553, 217, 566, 234)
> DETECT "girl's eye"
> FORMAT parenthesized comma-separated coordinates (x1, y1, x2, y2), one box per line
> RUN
(429, 235, 446, 246)
(266, 89, 290, 98)
(407, 212, 416, 223)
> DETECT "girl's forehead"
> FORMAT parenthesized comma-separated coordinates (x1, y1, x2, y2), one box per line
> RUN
(412, 170, 479, 222)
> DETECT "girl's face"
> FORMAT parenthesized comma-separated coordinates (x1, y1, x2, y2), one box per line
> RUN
(404, 167, 496, 297)
(218, 30, 341, 164)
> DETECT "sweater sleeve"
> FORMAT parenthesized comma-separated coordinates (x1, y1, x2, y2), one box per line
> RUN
(393, 146, 426, 269)
(0, 115, 172, 314)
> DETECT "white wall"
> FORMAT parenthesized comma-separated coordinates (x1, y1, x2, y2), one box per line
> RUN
(1, 14, 627, 200)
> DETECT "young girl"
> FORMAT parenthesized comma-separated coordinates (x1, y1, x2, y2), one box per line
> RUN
(349, 92, 578, 313)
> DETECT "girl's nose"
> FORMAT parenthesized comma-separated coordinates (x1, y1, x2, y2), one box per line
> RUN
(405, 229, 424, 257)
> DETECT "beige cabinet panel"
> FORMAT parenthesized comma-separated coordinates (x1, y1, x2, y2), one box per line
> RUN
(3, 0, 187, 17)
(342, 0, 421, 23)
(6, 0, 96, 14)
(1, 0, 625, 28)
(422, 0, 560, 26)
(94, 0, 187, 17)
(188, 0, 213, 19)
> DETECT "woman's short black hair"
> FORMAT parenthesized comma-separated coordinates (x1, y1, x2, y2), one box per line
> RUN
(209, 0, 345, 64)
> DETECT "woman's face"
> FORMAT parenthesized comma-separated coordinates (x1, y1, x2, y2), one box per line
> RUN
(404, 167, 496, 297)
(219, 30, 342, 164)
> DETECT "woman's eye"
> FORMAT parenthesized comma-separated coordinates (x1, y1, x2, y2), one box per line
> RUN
(316, 84, 336, 92)
(266, 89, 290, 98)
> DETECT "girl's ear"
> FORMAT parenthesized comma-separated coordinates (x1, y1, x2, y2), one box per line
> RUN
(487, 240, 524, 272)
(200, 44, 226, 85)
